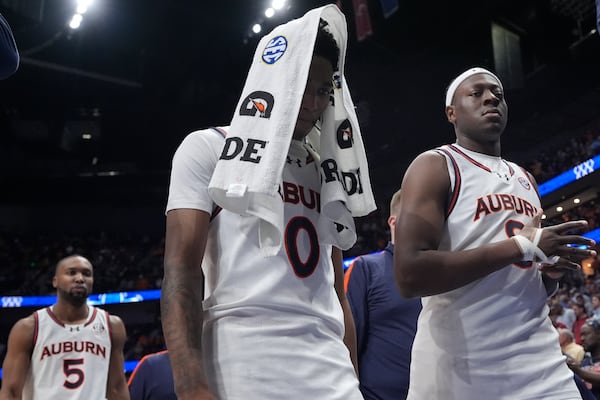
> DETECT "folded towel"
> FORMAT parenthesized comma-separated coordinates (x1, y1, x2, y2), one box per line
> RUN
(208, 5, 376, 256)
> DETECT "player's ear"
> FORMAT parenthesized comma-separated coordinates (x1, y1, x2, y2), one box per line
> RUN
(446, 105, 456, 124)
(52, 276, 57, 289)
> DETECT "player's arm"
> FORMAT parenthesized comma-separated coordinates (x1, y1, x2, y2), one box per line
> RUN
(569, 362, 600, 386)
(106, 315, 130, 400)
(0, 316, 35, 400)
(162, 208, 214, 399)
(344, 257, 368, 359)
(394, 151, 596, 298)
(333, 246, 358, 376)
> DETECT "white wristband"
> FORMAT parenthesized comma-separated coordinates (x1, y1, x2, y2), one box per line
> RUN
(513, 234, 560, 265)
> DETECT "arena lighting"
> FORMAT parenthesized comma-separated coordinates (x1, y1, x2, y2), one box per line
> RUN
(556, 206, 564, 212)
(69, 13, 83, 29)
(252, 23, 262, 34)
(265, 7, 275, 18)
(76, 4, 88, 14)
(574, 198, 581, 204)
(272, 0, 285, 10)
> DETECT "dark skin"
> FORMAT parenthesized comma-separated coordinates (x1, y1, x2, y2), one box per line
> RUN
(568, 324, 600, 385)
(394, 73, 596, 298)
(162, 55, 357, 400)
(0, 256, 130, 400)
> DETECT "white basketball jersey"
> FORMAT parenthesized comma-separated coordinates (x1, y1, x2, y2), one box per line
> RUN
(167, 128, 361, 399)
(22, 306, 112, 400)
(408, 144, 580, 400)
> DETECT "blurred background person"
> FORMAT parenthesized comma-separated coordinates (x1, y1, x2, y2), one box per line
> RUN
(345, 189, 422, 399)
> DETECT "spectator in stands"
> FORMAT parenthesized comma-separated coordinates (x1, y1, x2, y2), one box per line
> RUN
(592, 294, 600, 318)
(569, 317, 600, 397)
(559, 328, 585, 364)
(550, 303, 568, 329)
(574, 303, 589, 345)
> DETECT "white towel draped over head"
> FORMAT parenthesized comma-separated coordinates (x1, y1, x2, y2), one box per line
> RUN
(208, 5, 376, 256)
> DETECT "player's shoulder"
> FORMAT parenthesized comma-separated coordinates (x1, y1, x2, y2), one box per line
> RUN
(184, 126, 228, 144)
(410, 147, 448, 165)
(176, 126, 229, 157)
(14, 313, 37, 330)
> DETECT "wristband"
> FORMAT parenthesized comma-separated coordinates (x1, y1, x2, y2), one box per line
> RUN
(513, 233, 560, 265)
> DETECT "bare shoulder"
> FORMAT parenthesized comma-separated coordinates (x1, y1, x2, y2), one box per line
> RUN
(402, 150, 450, 192)
(108, 314, 126, 332)
(107, 314, 127, 342)
(7, 314, 36, 349)
(13, 314, 36, 334)
(408, 149, 448, 171)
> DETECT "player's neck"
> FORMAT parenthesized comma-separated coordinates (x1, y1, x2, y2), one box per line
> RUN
(52, 302, 90, 324)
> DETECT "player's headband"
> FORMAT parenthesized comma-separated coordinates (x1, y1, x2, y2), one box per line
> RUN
(445, 67, 502, 107)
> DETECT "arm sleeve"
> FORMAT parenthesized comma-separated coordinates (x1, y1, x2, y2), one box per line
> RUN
(166, 128, 225, 214)
(0, 14, 19, 79)
(344, 257, 369, 357)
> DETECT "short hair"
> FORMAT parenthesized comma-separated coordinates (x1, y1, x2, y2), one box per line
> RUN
(314, 20, 339, 71)
(549, 303, 563, 316)
(558, 328, 574, 342)
(389, 189, 402, 218)
(55, 254, 92, 274)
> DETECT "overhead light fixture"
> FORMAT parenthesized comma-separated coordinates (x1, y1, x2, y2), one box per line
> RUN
(272, 0, 285, 10)
(574, 198, 581, 204)
(265, 8, 275, 18)
(69, 14, 83, 29)
(556, 206, 563, 212)
(541, 214, 546, 220)
(252, 24, 262, 34)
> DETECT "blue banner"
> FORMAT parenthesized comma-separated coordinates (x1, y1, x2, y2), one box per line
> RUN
(538, 155, 599, 197)
(0, 289, 162, 308)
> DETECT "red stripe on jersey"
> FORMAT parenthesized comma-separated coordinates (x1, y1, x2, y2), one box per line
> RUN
(211, 127, 228, 138)
(33, 311, 39, 347)
(107, 311, 114, 346)
(46, 307, 65, 327)
(437, 147, 461, 218)
(84, 307, 98, 327)
(448, 144, 491, 172)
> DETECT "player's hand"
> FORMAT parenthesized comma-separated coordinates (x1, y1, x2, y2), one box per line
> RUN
(538, 258, 580, 280)
(519, 214, 596, 262)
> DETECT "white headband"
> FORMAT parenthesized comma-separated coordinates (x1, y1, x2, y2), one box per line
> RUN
(445, 67, 502, 107)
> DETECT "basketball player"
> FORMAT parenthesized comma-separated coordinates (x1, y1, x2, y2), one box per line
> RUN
(344, 189, 421, 400)
(0, 255, 130, 400)
(393, 67, 597, 399)
(162, 8, 367, 400)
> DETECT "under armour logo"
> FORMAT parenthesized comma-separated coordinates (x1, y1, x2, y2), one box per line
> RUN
(573, 159, 595, 179)
(69, 326, 80, 332)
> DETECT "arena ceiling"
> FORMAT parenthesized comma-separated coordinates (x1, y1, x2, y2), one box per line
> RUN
(0, 0, 599, 206)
